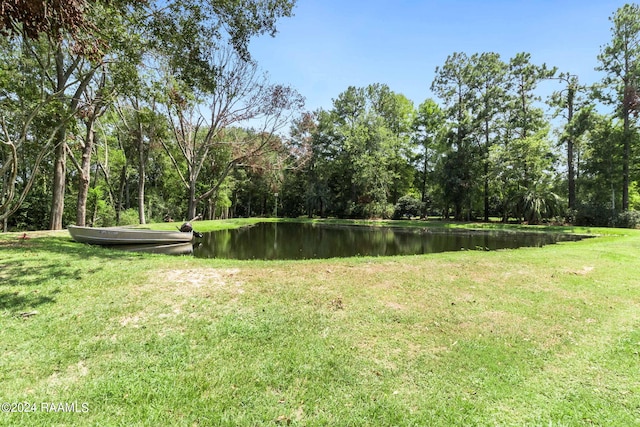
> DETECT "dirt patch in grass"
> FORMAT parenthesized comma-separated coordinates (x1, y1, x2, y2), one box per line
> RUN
(142, 268, 243, 297)
(159, 268, 242, 295)
(45, 360, 89, 390)
(567, 265, 595, 275)
(385, 301, 405, 310)
(116, 268, 244, 328)
(119, 313, 145, 327)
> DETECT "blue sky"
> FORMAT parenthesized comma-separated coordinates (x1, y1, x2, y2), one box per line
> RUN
(248, 0, 631, 113)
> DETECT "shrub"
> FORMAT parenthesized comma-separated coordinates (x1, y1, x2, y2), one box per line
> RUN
(515, 187, 563, 225)
(363, 201, 394, 219)
(574, 204, 615, 227)
(118, 208, 140, 226)
(614, 210, 640, 229)
(393, 195, 423, 219)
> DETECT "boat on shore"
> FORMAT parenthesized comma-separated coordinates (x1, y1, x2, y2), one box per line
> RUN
(68, 225, 193, 245)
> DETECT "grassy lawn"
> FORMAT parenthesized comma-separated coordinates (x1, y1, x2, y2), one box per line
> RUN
(1, 220, 639, 426)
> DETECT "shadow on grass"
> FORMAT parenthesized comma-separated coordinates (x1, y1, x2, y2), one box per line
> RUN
(0, 236, 149, 262)
(0, 289, 58, 313)
(0, 236, 152, 312)
(0, 259, 94, 287)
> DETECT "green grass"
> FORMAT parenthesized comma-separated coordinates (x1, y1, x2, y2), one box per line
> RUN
(1, 220, 639, 426)
(148, 217, 271, 232)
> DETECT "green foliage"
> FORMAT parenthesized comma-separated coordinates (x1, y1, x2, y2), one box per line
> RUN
(290, 84, 415, 219)
(573, 203, 615, 227)
(149, 0, 296, 87)
(362, 201, 395, 219)
(393, 195, 423, 219)
(8, 184, 50, 231)
(597, 3, 640, 109)
(435, 148, 475, 220)
(1, 0, 299, 230)
(519, 186, 563, 224)
(577, 114, 624, 213)
(280, 169, 307, 217)
(429, 51, 558, 222)
(84, 186, 109, 226)
(118, 208, 141, 226)
(507, 53, 556, 138)
(489, 129, 558, 222)
(629, 181, 640, 210)
(596, 3, 640, 210)
(412, 99, 445, 205)
(613, 210, 640, 228)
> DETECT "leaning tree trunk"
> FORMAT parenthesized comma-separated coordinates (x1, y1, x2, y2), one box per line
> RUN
(74, 81, 106, 226)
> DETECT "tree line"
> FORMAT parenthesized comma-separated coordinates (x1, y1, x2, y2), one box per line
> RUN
(279, 4, 640, 227)
(1, 2, 640, 231)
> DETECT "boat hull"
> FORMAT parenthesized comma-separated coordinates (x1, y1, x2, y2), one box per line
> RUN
(106, 242, 194, 255)
(68, 225, 192, 245)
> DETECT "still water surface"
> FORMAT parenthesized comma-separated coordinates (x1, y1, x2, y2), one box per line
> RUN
(192, 222, 588, 260)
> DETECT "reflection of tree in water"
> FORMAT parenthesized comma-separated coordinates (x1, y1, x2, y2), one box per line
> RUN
(193, 223, 588, 260)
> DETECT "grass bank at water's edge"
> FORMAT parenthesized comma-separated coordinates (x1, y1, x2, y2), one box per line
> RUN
(0, 220, 639, 426)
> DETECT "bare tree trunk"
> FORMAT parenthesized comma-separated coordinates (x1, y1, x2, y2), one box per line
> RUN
(484, 161, 489, 222)
(49, 47, 68, 231)
(483, 119, 490, 222)
(1, 173, 7, 231)
(76, 174, 89, 226)
(91, 192, 99, 226)
(116, 166, 127, 225)
(125, 179, 130, 209)
(421, 153, 428, 205)
(49, 132, 66, 230)
(75, 127, 95, 226)
(137, 121, 146, 225)
(207, 197, 216, 220)
(187, 178, 197, 220)
(622, 113, 630, 211)
(232, 190, 237, 218)
(1, 174, 7, 232)
(566, 83, 576, 212)
(567, 137, 576, 211)
(89, 158, 101, 227)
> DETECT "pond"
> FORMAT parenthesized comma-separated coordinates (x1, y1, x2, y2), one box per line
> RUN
(191, 222, 589, 260)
